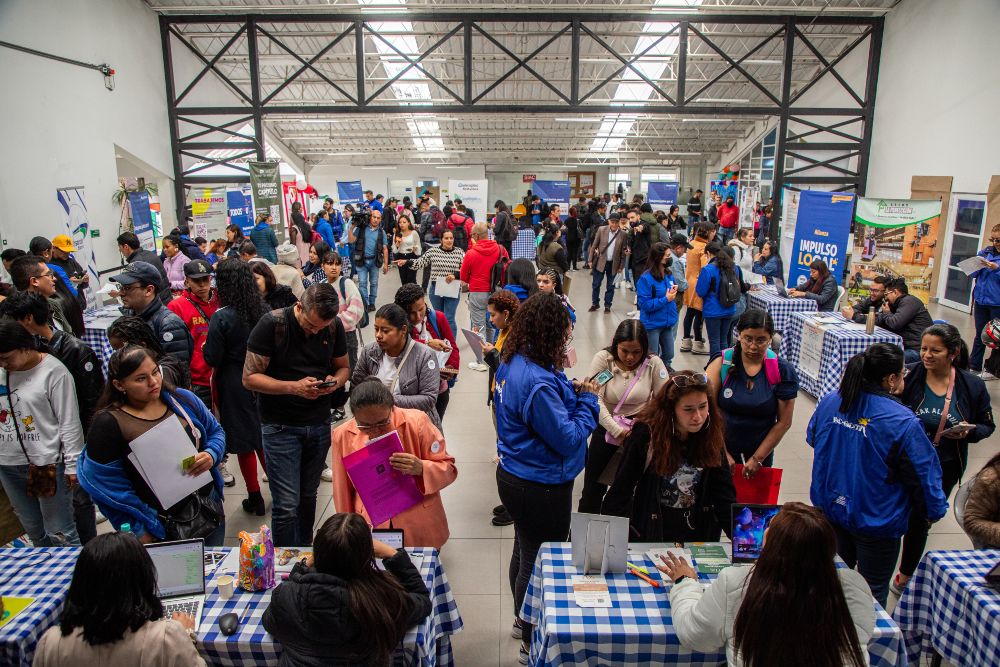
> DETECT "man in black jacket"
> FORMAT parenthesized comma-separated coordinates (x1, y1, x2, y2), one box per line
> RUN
(116, 232, 171, 305)
(842, 274, 890, 322)
(111, 261, 193, 366)
(0, 292, 104, 543)
(877, 277, 934, 362)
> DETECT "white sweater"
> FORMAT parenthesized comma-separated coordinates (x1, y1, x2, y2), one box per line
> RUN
(729, 239, 764, 286)
(670, 565, 875, 666)
(0, 355, 84, 473)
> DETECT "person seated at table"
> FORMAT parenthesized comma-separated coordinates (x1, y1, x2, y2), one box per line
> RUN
(33, 532, 206, 667)
(77, 345, 227, 545)
(807, 343, 947, 607)
(841, 275, 889, 322)
(787, 259, 838, 311)
(891, 323, 994, 595)
(658, 502, 874, 667)
(706, 309, 799, 473)
(751, 240, 782, 284)
(874, 277, 934, 363)
(107, 315, 191, 389)
(330, 377, 457, 549)
(963, 451, 1000, 549)
(603, 370, 735, 543)
(262, 512, 432, 667)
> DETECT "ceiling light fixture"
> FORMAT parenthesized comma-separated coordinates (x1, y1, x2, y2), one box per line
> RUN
(681, 118, 737, 123)
(299, 119, 340, 123)
(693, 98, 749, 104)
(361, 166, 397, 170)
(554, 118, 603, 123)
(658, 151, 701, 155)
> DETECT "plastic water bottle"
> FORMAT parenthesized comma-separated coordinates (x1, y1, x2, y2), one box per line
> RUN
(120, 523, 131, 534)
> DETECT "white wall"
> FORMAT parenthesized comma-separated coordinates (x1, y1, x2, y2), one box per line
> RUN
(0, 0, 176, 272)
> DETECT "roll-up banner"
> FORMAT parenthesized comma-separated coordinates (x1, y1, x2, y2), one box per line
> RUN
(249, 161, 286, 243)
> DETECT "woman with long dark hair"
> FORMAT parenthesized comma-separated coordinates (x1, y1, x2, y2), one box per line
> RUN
(33, 532, 205, 666)
(251, 261, 298, 310)
(301, 240, 331, 285)
(494, 294, 599, 661)
(659, 502, 874, 667)
(637, 242, 680, 366)
(751, 239, 782, 284)
(578, 319, 668, 514)
(807, 342, 948, 606)
(603, 370, 735, 542)
(537, 223, 569, 281)
(788, 258, 838, 311)
(891, 323, 994, 594)
(262, 512, 431, 666)
(106, 316, 190, 389)
(224, 223, 246, 259)
(393, 216, 423, 285)
(402, 229, 465, 336)
(322, 252, 365, 372)
(696, 241, 745, 358)
(204, 258, 269, 516)
(535, 269, 576, 325)
(289, 201, 314, 267)
(77, 345, 227, 545)
(503, 258, 537, 302)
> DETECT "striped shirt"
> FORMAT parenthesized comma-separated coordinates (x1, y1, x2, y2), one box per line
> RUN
(408, 246, 465, 281)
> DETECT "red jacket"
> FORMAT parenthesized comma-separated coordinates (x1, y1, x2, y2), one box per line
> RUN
(168, 290, 220, 387)
(460, 239, 507, 293)
(719, 203, 740, 229)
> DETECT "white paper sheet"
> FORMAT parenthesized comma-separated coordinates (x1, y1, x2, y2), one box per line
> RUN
(128, 415, 211, 508)
(461, 328, 485, 364)
(434, 276, 461, 299)
(572, 575, 612, 608)
(957, 255, 992, 276)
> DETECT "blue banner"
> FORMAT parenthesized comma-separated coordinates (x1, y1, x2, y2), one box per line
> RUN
(127, 191, 156, 251)
(337, 181, 364, 205)
(788, 190, 855, 287)
(532, 179, 571, 220)
(647, 181, 679, 208)
(227, 189, 253, 234)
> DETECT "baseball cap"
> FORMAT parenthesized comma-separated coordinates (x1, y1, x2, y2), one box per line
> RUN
(609, 212, 621, 221)
(670, 233, 694, 249)
(111, 261, 161, 286)
(51, 235, 78, 253)
(183, 259, 213, 278)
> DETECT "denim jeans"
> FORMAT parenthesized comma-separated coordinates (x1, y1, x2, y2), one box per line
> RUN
(903, 348, 921, 364)
(832, 522, 901, 608)
(356, 258, 380, 307)
(429, 282, 460, 338)
(0, 464, 79, 546)
(468, 292, 494, 343)
(591, 264, 616, 308)
(705, 316, 733, 359)
(261, 421, 332, 547)
(970, 302, 1000, 371)
(647, 324, 677, 367)
(717, 226, 735, 244)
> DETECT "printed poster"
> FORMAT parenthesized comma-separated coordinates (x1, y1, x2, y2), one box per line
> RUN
(55, 187, 99, 310)
(227, 187, 253, 235)
(532, 180, 571, 220)
(647, 181, 679, 208)
(190, 187, 228, 241)
(249, 161, 286, 243)
(738, 186, 760, 230)
(784, 190, 855, 288)
(448, 179, 488, 220)
(799, 320, 826, 379)
(127, 191, 156, 252)
(337, 181, 364, 205)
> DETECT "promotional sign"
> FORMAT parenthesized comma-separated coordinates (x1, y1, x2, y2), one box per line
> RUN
(647, 181, 679, 208)
(448, 179, 489, 220)
(249, 161, 286, 243)
(739, 186, 760, 230)
(848, 198, 943, 303)
(337, 181, 364, 205)
(56, 187, 99, 310)
(781, 190, 855, 288)
(532, 179, 571, 220)
(227, 188, 253, 235)
(127, 191, 157, 251)
(522, 174, 536, 183)
(191, 187, 228, 240)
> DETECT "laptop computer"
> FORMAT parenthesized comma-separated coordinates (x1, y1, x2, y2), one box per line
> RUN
(731, 504, 781, 563)
(146, 539, 206, 625)
(772, 277, 790, 298)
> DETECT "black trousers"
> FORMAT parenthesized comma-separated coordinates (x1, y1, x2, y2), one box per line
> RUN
(898, 455, 964, 576)
(397, 252, 419, 285)
(683, 307, 704, 342)
(577, 425, 619, 514)
(497, 466, 573, 644)
(436, 388, 450, 422)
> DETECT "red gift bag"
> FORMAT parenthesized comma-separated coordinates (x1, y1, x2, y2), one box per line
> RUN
(732, 464, 783, 504)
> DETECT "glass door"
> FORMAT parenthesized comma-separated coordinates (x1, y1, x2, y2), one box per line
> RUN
(938, 194, 988, 313)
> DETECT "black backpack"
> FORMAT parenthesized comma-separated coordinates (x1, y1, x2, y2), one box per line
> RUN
(450, 216, 470, 250)
(711, 267, 742, 308)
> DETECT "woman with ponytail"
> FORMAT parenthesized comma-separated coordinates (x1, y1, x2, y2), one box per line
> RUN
(807, 342, 948, 606)
(263, 512, 432, 666)
(891, 323, 995, 595)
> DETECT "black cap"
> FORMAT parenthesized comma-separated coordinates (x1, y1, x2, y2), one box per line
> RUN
(597, 202, 607, 209)
(609, 212, 621, 221)
(670, 233, 694, 249)
(110, 261, 161, 286)
(184, 259, 213, 278)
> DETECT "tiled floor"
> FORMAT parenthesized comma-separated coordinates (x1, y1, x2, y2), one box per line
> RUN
(115, 269, 998, 666)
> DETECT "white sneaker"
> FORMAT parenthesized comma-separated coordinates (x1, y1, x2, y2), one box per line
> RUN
(469, 361, 489, 372)
(679, 337, 693, 352)
(219, 462, 236, 487)
(322, 467, 333, 482)
(95, 510, 108, 525)
(980, 370, 998, 381)
(692, 340, 709, 355)
(626, 310, 639, 318)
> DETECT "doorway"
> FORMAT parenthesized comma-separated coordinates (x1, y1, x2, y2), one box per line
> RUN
(938, 194, 989, 313)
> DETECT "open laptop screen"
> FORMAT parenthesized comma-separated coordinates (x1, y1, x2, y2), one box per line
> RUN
(731, 504, 781, 563)
(146, 539, 205, 598)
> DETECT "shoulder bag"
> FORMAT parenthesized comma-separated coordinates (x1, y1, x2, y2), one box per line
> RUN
(604, 356, 652, 446)
(4, 379, 59, 498)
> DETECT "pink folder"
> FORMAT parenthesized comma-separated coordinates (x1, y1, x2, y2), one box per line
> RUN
(342, 431, 423, 527)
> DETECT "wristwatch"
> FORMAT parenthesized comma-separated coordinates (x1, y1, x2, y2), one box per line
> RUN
(673, 575, 692, 585)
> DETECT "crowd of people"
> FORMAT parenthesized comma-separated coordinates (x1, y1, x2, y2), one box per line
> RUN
(1, 190, 999, 666)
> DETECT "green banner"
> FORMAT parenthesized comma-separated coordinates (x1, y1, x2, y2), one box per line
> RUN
(249, 161, 286, 243)
(854, 197, 942, 228)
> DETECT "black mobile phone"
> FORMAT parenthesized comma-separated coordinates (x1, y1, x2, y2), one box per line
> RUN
(315, 379, 337, 388)
(591, 369, 614, 386)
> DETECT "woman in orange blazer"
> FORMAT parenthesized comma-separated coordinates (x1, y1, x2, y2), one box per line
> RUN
(331, 377, 458, 549)
(681, 221, 716, 355)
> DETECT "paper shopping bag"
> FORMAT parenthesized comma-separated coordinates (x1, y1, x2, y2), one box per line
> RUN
(238, 525, 276, 592)
(732, 465, 782, 504)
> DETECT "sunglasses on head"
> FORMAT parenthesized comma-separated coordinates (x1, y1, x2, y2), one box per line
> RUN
(670, 373, 709, 388)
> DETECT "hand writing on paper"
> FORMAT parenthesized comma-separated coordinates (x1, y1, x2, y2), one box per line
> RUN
(743, 456, 762, 478)
(389, 452, 424, 476)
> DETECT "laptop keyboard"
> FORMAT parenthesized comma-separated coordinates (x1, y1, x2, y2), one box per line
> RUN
(164, 601, 199, 617)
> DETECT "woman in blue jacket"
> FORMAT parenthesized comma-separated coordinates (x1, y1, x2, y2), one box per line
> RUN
(249, 213, 280, 264)
(807, 343, 947, 607)
(969, 225, 1000, 375)
(493, 293, 599, 662)
(751, 240, 782, 284)
(788, 259, 838, 311)
(695, 242, 744, 359)
(637, 242, 679, 368)
(79, 345, 227, 545)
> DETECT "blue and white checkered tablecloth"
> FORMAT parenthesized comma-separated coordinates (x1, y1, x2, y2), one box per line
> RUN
(746, 285, 817, 332)
(520, 542, 904, 667)
(201, 547, 463, 667)
(512, 231, 537, 261)
(893, 549, 1000, 667)
(0, 548, 80, 667)
(779, 311, 903, 398)
(83, 305, 122, 375)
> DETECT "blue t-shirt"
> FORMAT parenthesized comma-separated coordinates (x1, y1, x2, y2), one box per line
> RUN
(914, 384, 963, 436)
(362, 226, 386, 259)
(718, 357, 799, 460)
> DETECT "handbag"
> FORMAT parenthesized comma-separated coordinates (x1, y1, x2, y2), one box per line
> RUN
(604, 356, 652, 446)
(5, 380, 58, 498)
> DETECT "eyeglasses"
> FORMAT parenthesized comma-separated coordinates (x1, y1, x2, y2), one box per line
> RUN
(991, 238, 1000, 243)
(671, 372, 709, 388)
(739, 335, 772, 348)
(357, 417, 392, 431)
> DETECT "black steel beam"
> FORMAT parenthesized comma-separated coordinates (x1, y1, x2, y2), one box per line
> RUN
(855, 17, 884, 196)
(247, 17, 265, 162)
(770, 17, 795, 242)
(464, 20, 473, 106)
(173, 105, 866, 116)
(160, 15, 187, 223)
